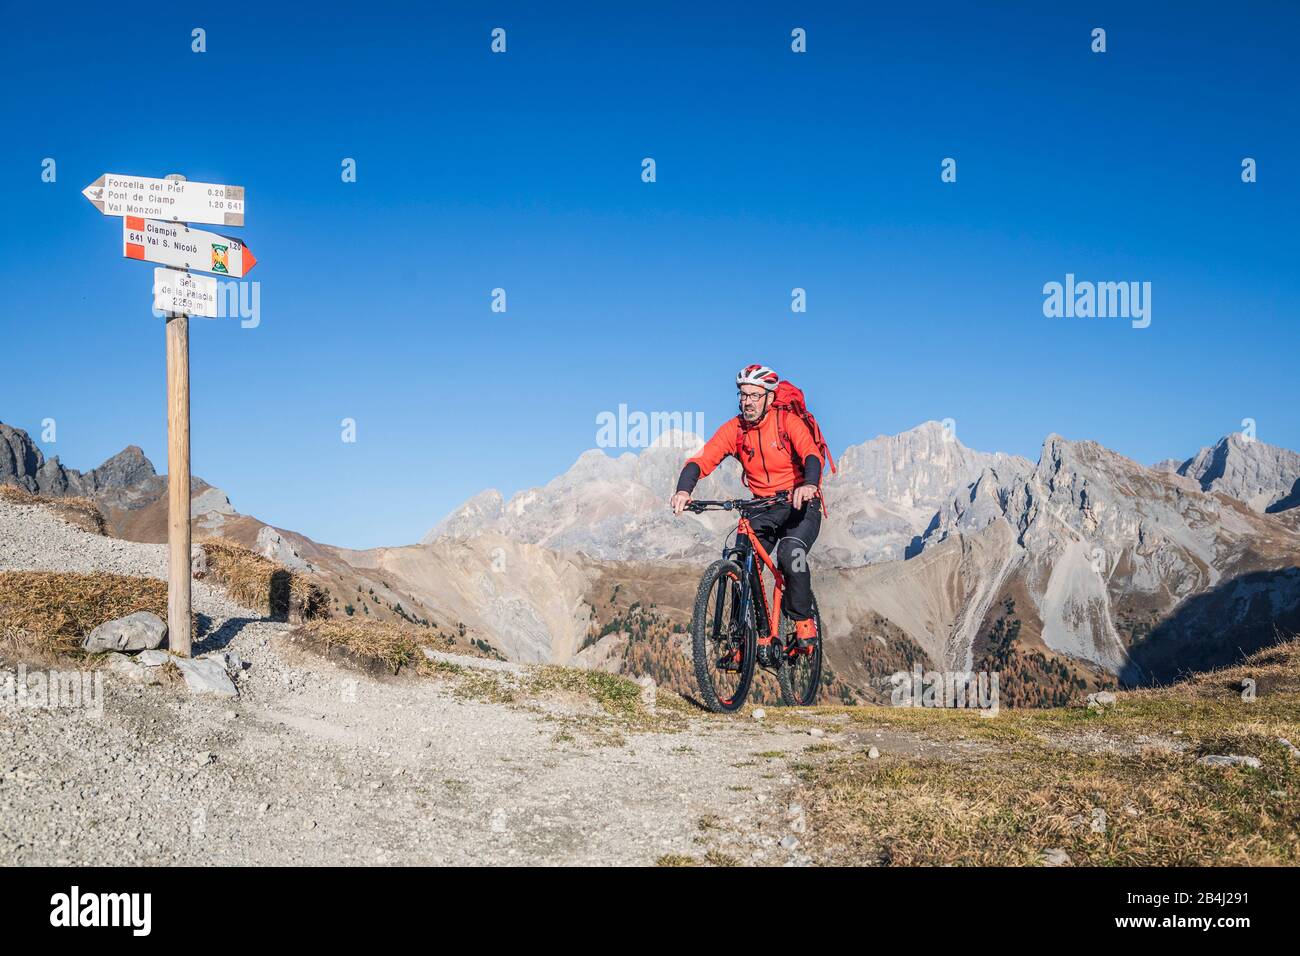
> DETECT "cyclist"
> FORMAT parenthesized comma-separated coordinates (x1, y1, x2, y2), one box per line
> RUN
(669, 364, 823, 655)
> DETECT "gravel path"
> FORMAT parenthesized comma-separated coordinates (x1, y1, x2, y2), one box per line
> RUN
(0, 499, 838, 866)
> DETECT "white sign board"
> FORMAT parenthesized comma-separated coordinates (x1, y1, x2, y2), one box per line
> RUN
(153, 268, 219, 318)
(125, 217, 257, 277)
(84, 174, 246, 226)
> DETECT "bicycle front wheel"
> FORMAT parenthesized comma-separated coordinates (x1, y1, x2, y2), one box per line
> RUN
(690, 558, 756, 713)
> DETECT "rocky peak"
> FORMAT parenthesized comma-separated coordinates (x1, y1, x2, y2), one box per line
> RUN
(832, 421, 1033, 515)
(84, 445, 157, 491)
(422, 489, 505, 543)
(1174, 433, 1300, 513)
(1, 421, 84, 496)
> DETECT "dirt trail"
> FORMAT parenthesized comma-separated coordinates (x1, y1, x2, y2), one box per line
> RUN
(2, 498, 899, 866)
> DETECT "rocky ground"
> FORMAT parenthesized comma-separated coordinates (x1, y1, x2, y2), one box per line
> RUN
(0, 497, 960, 866)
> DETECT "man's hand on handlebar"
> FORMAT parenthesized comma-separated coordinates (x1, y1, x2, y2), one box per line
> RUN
(791, 484, 818, 510)
(670, 491, 692, 516)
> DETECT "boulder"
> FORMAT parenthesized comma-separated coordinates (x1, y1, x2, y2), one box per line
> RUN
(83, 611, 167, 653)
(102, 652, 159, 685)
(174, 656, 238, 697)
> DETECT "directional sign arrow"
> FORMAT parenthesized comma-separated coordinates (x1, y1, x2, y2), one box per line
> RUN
(153, 267, 220, 319)
(125, 218, 256, 277)
(83, 173, 245, 227)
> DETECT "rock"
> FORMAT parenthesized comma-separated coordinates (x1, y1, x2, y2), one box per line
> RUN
(637, 675, 656, 714)
(136, 649, 170, 666)
(173, 656, 238, 698)
(190, 545, 208, 578)
(779, 835, 800, 851)
(256, 525, 315, 573)
(1086, 691, 1117, 710)
(1039, 848, 1071, 867)
(217, 651, 245, 674)
(103, 652, 157, 685)
(83, 611, 167, 652)
(808, 727, 825, 738)
(1198, 754, 1261, 769)
(1277, 738, 1300, 759)
(223, 710, 238, 721)
(195, 751, 214, 766)
(752, 708, 766, 721)
(867, 746, 880, 759)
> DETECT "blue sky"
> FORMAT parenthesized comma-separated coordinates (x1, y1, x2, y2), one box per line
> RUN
(1, 1, 1296, 548)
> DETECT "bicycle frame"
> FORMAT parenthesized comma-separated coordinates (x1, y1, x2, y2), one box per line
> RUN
(732, 515, 784, 649)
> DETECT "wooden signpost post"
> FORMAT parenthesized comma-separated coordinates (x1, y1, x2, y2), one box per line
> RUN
(83, 171, 255, 657)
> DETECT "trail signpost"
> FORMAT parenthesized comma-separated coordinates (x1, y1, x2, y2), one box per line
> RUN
(126, 217, 257, 277)
(82, 171, 255, 657)
(153, 267, 220, 318)
(82, 173, 245, 226)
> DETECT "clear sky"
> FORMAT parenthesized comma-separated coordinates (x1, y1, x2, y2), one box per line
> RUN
(1, 1, 1296, 548)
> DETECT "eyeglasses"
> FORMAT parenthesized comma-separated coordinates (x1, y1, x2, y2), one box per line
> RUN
(737, 391, 768, 404)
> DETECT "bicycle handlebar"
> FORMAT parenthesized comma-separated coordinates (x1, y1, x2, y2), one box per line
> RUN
(684, 490, 789, 514)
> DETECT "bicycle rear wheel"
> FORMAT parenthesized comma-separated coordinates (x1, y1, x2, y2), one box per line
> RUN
(778, 592, 824, 707)
(690, 558, 756, 713)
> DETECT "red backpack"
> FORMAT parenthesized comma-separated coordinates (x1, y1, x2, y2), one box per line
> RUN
(736, 381, 837, 505)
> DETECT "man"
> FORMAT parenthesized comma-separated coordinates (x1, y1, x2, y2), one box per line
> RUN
(669, 364, 823, 654)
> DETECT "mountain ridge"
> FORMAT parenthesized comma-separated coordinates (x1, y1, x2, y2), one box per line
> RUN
(6, 415, 1299, 695)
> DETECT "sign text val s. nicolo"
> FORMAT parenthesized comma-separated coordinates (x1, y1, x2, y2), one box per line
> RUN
(81, 172, 258, 657)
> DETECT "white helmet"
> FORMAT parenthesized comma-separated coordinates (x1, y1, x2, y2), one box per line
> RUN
(736, 364, 779, 392)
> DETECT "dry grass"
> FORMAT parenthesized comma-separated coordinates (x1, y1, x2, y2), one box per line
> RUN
(800, 742, 1299, 866)
(197, 541, 329, 622)
(760, 633, 1300, 749)
(0, 485, 106, 536)
(291, 614, 694, 740)
(0, 570, 192, 657)
(792, 637, 1300, 866)
(294, 616, 447, 673)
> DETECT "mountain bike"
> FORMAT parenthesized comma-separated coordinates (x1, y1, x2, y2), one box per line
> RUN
(684, 491, 824, 712)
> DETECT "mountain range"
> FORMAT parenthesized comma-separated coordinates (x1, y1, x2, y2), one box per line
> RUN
(5, 416, 1299, 701)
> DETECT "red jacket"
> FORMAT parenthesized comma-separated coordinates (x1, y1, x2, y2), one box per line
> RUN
(687, 410, 822, 497)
